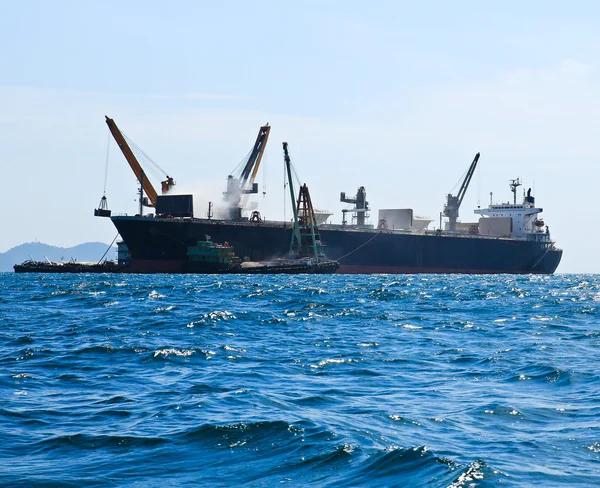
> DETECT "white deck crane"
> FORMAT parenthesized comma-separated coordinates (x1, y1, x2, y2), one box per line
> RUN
(443, 152, 480, 232)
(223, 124, 271, 220)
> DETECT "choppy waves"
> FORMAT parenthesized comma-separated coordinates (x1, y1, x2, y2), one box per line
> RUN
(1, 273, 600, 486)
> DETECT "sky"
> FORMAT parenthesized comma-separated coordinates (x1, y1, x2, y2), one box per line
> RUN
(1, 0, 598, 273)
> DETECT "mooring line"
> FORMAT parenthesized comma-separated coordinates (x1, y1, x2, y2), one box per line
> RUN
(337, 232, 380, 262)
(97, 233, 119, 264)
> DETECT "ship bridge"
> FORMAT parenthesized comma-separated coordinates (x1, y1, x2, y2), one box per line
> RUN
(475, 203, 543, 238)
(474, 180, 549, 239)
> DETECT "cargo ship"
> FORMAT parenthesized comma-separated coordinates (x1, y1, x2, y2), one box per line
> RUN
(98, 118, 562, 274)
(110, 204, 561, 274)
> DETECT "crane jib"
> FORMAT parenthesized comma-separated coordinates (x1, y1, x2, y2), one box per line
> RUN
(104, 116, 176, 209)
(240, 125, 270, 183)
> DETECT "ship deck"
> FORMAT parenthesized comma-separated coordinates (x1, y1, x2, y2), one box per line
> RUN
(112, 214, 557, 246)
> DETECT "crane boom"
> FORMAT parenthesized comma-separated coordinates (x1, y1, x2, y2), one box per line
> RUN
(105, 115, 159, 207)
(456, 152, 480, 208)
(242, 124, 270, 189)
(223, 124, 271, 219)
(283, 142, 302, 252)
(443, 152, 480, 232)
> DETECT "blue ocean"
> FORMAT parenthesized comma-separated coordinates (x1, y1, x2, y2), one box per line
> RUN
(1, 273, 599, 486)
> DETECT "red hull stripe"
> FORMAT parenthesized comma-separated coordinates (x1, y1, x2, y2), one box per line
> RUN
(124, 260, 546, 275)
(337, 265, 546, 274)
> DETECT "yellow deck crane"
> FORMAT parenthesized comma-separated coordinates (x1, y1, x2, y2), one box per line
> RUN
(104, 116, 175, 209)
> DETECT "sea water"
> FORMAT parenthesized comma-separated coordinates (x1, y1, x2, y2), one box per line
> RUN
(1, 273, 599, 486)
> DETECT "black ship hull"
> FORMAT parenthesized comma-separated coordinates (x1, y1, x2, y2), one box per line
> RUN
(111, 216, 562, 274)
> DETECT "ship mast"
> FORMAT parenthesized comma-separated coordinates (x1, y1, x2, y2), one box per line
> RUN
(509, 178, 521, 204)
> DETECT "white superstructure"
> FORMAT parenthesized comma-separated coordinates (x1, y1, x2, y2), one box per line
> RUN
(474, 179, 551, 241)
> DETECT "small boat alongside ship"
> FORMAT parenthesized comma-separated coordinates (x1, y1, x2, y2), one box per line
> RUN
(14, 259, 124, 274)
(185, 240, 338, 274)
(14, 239, 339, 275)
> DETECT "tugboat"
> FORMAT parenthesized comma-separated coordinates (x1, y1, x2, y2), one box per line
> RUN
(184, 239, 240, 273)
(183, 236, 339, 274)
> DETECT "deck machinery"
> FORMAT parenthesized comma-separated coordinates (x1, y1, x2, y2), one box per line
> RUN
(340, 186, 369, 227)
(95, 116, 179, 218)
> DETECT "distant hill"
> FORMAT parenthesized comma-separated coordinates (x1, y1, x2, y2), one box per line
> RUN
(0, 242, 117, 272)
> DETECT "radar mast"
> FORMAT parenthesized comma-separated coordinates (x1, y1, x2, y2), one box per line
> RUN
(509, 178, 522, 204)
